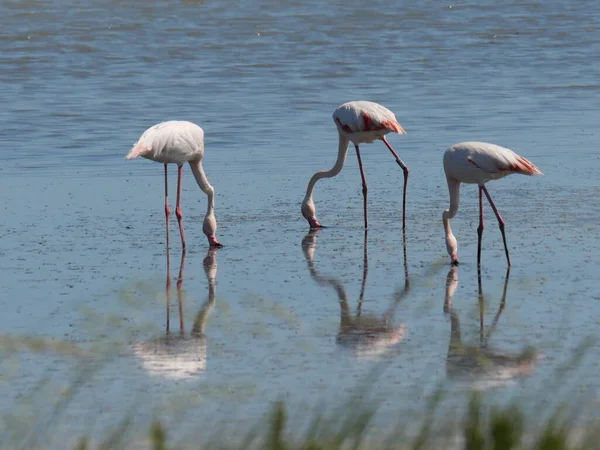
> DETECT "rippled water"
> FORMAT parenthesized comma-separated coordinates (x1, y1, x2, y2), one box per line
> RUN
(1, 0, 599, 446)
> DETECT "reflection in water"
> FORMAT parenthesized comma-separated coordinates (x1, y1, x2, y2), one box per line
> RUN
(302, 230, 409, 360)
(133, 248, 218, 380)
(444, 266, 538, 389)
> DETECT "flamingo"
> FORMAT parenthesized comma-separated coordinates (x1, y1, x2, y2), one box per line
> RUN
(301, 101, 409, 230)
(125, 121, 222, 249)
(442, 142, 542, 267)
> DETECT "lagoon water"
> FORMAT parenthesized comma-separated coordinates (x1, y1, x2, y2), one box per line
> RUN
(1, 0, 599, 447)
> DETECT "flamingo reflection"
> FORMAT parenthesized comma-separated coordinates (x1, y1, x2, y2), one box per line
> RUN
(444, 267, 538, 388)
(302, 230, 409, 359)
(133, 248, 218, 380)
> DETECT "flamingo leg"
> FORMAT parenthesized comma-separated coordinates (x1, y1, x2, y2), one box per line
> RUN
(481, 185, 511, 267)
(401, 228, 409, 291)
(477, 186, 484, 267)
(354, 144, 369, 229)
(381, 136, 409, 230)
(164, 164, 171, 251)
(175, 165, 187, 251)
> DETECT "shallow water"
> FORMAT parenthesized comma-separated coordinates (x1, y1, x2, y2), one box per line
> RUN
(1, 0, 599, 446)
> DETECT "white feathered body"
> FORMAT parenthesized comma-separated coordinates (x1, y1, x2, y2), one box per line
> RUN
(126, 121, 204, 165)
(124, 120, 222, 247)
(444, 142, 541, 185)
(333, 101, 406, 145)
(442, 141, 542, 265)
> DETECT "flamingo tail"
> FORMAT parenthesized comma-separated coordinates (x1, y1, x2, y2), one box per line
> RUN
(509, 156, 543, 176)
(125, 142, 151, 160)
(382, 121, 407, 135)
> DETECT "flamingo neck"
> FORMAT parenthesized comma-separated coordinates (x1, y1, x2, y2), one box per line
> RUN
(188, 160, 213, 213)
(189, 159, 218, 242)
(302, 134, 350, 205)
(443, 177, 460, 262)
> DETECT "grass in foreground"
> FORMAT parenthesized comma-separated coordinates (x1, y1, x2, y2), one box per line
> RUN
(68, 392, 599, 450)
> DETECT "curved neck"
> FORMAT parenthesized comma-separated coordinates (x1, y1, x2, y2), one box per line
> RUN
(443, 177, 460, 234)
(303, 134, 350, 204)
(189, 159, 215, 218)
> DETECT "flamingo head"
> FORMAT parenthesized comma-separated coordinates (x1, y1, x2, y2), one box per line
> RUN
(445, 229, 458, 265)
(443, 210, 458, 265)
(206, 235, 223, 248)
(301, 199, 323, 228)
(203, 214, 222, 247)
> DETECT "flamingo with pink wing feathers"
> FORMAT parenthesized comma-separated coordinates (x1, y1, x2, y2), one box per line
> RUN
(442, 142, 542, 267)
(301, 101, 409, 230)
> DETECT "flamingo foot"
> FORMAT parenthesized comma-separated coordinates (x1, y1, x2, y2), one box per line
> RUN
(207, 235, 223, 248)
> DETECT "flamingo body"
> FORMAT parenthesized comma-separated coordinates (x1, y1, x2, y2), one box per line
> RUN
(125, 121, 221, 249)
(443, 142, 541, 185)
(442, 142, 542, 266)
(126, 120, 204, 164)
(333, 101, 406, 143)
(302, 101, 409, 230)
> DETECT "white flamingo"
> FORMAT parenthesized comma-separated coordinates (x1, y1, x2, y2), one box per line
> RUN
(442, 142, 542, 266)
(125, 121, 222, 249)
(301, 101, 409, 230)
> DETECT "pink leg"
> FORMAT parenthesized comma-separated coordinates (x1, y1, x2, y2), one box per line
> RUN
(164, 164, 171, 251)
(175, 165, 187, 251)
(481, 185, 511, 267)
(381, 136, 409, 230)
(354, 144, 369, 229)
(477, 186, 484, 267)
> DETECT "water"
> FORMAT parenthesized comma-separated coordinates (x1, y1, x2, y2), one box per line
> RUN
(1, 0, 599, 446)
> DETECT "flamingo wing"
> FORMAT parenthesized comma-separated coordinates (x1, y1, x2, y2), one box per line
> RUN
(125, 122, 170, 160)
(125, 121, 204, 162)
(465, 143, 542, 176)
(125, 141, 153, 160)
(334, 101, 406, 135)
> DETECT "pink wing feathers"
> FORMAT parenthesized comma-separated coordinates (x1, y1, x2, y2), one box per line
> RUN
(125, 141, 152, 160)
(464, 142, 542, 176)
(124, 122, 167, 160)
(506, 156, 542, 175)
(124, 121, 204, 163)
(333, 101, 406, 135)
